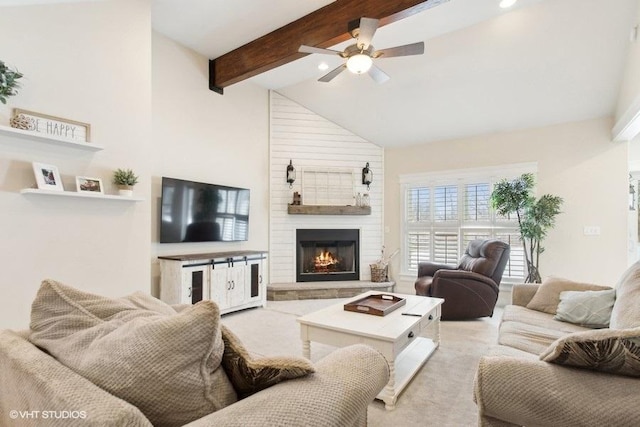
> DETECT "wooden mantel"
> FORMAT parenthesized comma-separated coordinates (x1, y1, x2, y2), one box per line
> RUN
(287, 205, 371, 215)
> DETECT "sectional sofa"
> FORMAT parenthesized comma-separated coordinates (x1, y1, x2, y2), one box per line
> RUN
(474, 263, 640, 426)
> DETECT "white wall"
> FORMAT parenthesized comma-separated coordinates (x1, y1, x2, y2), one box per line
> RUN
(385, 117, 628, 293)
(616, 0, 640, 120)
(269, 92, 384, 283)
(151, 32, 269, 295)
(0, 0, 152, 329)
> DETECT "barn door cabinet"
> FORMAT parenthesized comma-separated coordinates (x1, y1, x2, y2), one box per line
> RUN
(159, 250, 267, 315)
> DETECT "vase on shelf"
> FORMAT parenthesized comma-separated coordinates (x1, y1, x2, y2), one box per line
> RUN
(117, 185, 134, 197)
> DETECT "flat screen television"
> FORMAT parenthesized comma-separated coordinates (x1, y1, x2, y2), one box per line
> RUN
(160, 177, 250, 243)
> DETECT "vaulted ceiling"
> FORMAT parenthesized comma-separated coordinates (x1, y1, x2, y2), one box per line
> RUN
(151, 0, 637, 147)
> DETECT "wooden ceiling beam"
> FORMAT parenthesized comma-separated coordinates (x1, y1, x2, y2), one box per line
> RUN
(209, 0, 449, 94)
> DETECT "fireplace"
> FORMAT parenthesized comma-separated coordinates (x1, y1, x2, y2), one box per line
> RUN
(296, 229, 360, 282)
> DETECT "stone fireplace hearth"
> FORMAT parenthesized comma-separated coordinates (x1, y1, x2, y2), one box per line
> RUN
(266, 280, 395, 301)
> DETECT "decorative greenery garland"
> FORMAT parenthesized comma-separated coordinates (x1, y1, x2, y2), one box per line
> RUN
(0, 60, 23, 105)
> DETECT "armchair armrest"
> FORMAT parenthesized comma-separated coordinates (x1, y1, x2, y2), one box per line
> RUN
(510, 284, 540, 307)
(474, 356, 640, 427)
(417, 261, 456, 278)
(186, 344, 389, 427)
(434, 269, 499, 292)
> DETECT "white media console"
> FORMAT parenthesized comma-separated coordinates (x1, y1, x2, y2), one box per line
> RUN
(158, 250, 267, 315)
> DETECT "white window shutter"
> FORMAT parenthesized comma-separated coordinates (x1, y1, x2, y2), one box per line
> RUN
(407, 187, 430, 223)
(407, 232, 431, 270)
(434, 185, 458, 222)
(433, 232, 459, 265)
(464, 183, 490, 221)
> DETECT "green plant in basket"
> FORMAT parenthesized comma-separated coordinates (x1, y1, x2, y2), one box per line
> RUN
(0, 60, 24, 104)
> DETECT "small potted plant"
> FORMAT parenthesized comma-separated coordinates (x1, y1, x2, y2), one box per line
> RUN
(113, 168, 139, 197)
(0, 60, 23, 105)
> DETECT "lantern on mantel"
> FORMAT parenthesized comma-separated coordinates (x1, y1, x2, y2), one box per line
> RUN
(286, 160, 296, 189)
(362, 162, 373, 190)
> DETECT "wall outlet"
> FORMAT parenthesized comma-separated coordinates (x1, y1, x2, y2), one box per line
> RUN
(583, 226, 601, 236)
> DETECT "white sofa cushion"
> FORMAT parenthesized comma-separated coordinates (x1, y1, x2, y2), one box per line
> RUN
(554, 289, 616, 328)
(499, 305, 590, 355)
(29, 279, 237, 427)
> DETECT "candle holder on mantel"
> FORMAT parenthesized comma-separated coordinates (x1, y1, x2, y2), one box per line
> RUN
(292, 191, 302, 206)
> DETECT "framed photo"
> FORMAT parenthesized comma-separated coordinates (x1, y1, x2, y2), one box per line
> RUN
(75, 176, 104, 194)
(13, 108, 91, 143)
(32, 162, 64, 191)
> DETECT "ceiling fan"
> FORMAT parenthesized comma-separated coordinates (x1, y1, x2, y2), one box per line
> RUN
(298, 17, 424, 84)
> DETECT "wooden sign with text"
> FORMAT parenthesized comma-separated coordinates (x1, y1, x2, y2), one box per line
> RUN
(12, 108, 91, 143)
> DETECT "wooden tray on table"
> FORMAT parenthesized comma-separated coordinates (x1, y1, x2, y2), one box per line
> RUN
(344, 294, 406, 316)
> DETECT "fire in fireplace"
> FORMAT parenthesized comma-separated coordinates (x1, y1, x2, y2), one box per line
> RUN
(313, 250, 340, 272)
(296, 229, 360, 282)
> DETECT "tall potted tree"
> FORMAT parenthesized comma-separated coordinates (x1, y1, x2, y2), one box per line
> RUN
(490, 173, 563, 283)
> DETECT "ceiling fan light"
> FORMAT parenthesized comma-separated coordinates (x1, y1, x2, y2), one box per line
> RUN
(346, 54, 373, 74)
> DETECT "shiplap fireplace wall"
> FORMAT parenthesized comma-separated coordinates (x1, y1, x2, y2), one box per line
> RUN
(269, 92, 384, 284)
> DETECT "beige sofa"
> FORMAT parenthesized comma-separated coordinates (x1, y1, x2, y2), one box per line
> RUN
(474, 263, 640, 427)
(0, 280, 390, 427)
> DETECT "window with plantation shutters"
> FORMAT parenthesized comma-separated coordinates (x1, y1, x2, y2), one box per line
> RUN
(434, 185, 457, 222)
(407, 187, 430, 223)
(407, 232, 430, 270)
(495, 231, 526, 279)
(433, 232, 459, 265)
(465, 183, 490, 221)
(401, 166, 533, 282)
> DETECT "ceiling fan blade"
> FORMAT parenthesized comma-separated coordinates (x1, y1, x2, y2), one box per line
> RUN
(319, 64, 347, 82)
(299, 45, 343, 56)
(356, 17, 379, 50)
(374, 42, 425, 58)
(368, 64, 390, 84)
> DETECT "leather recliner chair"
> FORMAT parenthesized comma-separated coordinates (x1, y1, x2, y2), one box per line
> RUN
(415, 239, 510, 320)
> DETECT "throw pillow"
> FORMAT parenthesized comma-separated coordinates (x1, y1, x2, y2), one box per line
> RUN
(220, 324, 315, 398)
(554, 289, 616, 328)
(29, 279, 237, 427)
(526, 276, 611, 314)
(610, 261, 640, 329)
(540, 327, 640, 378)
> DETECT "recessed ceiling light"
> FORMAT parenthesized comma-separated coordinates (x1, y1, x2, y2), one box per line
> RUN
(318, 63, 329, 71)
(500, 0, 517, 8)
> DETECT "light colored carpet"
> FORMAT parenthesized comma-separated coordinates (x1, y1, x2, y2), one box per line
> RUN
(221, 297, 504, 427)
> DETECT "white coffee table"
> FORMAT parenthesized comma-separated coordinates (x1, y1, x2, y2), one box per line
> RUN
(297, 291, 444, 410)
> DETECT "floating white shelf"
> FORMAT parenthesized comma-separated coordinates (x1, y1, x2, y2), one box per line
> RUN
(20, 188, 143, 202)
(0, 124, 104, 151)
